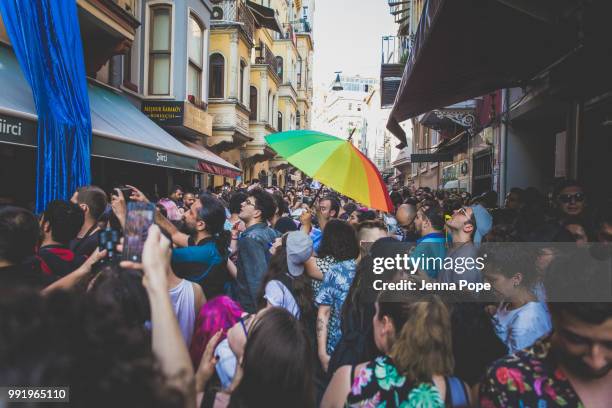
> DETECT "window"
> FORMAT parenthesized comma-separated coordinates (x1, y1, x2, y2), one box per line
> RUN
(240, 61, 246, 103)
(123, 48, 135, 90)
(297, 57, 302, 87)
(209, 53, 225, 98)
(296, 111, 301, 128)
(268, 91, 272, 123)
(148, 5, 172, 95)
(431, 130, 439, 147)
(277, 111, 283, 131)
(275, 56, 283, 81)
(249, 86, 258, 120)
(187, 14, 204, 101)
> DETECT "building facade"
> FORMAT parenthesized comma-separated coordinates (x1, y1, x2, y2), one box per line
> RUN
(0, 0, 247, 206)
(207, 0, 315, 188)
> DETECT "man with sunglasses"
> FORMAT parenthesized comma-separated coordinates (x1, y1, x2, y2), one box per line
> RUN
(235, 188, 280, 313)
(555, 180, 587, 222)
(438, 205, 483, 285)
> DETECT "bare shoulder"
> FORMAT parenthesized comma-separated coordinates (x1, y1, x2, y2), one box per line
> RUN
(321, 365, 353, 408)
(192, 283, 206, 308)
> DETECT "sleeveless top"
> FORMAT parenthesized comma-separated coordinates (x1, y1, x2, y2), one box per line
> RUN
(168, 279, 195, 346)
(347, 356, 450, 408)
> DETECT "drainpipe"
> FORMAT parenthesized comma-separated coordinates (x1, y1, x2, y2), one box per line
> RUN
(499, 88, 510, 206)
(568, 99, 583, 180)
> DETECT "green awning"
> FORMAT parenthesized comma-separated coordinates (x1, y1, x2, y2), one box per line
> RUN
(0, 45, 241, 175)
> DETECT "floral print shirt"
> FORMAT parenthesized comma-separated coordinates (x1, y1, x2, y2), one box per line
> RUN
(315, 258, 357, 355)
(347, 355, 444, 408)
(480, 335, 584, 408)
(312, 255, 338, 298)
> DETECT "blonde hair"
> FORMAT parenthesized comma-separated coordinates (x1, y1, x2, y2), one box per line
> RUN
(382, 292, 454, 382)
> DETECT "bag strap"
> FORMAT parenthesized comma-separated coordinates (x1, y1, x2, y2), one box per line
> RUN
(445, 376, 469, 408)
(349, 363, 357, 389)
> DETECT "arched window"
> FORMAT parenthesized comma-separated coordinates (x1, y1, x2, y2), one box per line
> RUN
(249, 86, 258, 120)
(209, 53, 224, 98)
(240, 61, 246, 103)
(277, 111, 283, 132)
(275, 56, 283, 81)
(187, 14, 204, 101)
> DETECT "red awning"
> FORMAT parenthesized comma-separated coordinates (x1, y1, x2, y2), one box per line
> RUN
(198, 162, 242, 178)
(181, 141, 242, 178)
(387, 0, 580, 147)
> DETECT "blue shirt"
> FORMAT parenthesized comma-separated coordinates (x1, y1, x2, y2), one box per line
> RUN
(310, 227, 323, 253)
(410, 232, 447, 279)
(171, 237, 227, 299)
(315, 258, 357, 355)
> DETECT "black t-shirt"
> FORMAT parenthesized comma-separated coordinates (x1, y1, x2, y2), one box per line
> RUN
(69, 229, 101, 263)
(0, 258, 54, 290)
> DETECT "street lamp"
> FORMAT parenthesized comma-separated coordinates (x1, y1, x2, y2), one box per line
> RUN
(332, 71, 343, 91)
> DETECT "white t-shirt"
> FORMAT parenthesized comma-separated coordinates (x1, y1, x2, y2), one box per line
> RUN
(264, 279, 300, 318)
(493, 301, 552, 354)
(168, 279, 195, 346)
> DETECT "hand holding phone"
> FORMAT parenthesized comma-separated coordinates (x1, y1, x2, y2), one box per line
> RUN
(122, 202, 156, 262)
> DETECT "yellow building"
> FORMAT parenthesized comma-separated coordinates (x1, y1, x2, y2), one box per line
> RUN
(208, 0, 314, 188)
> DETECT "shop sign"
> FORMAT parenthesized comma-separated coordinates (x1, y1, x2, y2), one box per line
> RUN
(142, 101, 184, 126)
(411, 153, 453, 163)
(143, 101, 212, 137)
(0, 113, 36, 146)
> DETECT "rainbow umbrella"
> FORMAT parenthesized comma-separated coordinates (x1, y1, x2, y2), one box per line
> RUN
(265, 130, 393, 212)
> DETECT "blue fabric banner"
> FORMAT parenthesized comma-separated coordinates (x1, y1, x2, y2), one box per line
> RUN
(0, 0, 92, 213)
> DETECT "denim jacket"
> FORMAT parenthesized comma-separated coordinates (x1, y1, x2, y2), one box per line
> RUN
(235, 222, 280, 312)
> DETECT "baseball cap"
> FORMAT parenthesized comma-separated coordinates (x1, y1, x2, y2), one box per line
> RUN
(286, 231, 313, 277)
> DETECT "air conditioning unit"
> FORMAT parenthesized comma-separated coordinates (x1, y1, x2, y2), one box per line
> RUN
(212, 7, 223, 20)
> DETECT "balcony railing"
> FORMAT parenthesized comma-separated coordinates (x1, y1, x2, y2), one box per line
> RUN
(211, 0, 255, 43)
(381, 35, 411, 65)
(255, 44, 281, 79)
(279, 23, 297, 46)
(292, 19, 312, 34)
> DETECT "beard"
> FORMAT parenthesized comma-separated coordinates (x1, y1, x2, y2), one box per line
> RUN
(178, 220, 194, 235)
(558, 349, 612, 379)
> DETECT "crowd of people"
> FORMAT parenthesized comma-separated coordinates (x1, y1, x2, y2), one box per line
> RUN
(0, 177, 610, 407)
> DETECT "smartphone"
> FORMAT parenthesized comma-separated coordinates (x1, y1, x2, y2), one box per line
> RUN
(111, 186, 133, 202)
(122, 202, 155, 262)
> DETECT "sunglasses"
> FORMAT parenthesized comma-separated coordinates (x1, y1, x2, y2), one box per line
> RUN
(558, 193, 585, 204)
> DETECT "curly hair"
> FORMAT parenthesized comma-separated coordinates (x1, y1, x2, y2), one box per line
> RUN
(316, 219, 359, 261)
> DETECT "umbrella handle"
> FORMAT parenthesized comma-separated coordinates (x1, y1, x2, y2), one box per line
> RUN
(311, 185, 323, 209)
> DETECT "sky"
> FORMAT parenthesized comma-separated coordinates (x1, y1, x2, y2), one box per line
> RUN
(313, 0, 396, 86)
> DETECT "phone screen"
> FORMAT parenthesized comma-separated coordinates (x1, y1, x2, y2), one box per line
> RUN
(122, 202, 155, 262)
